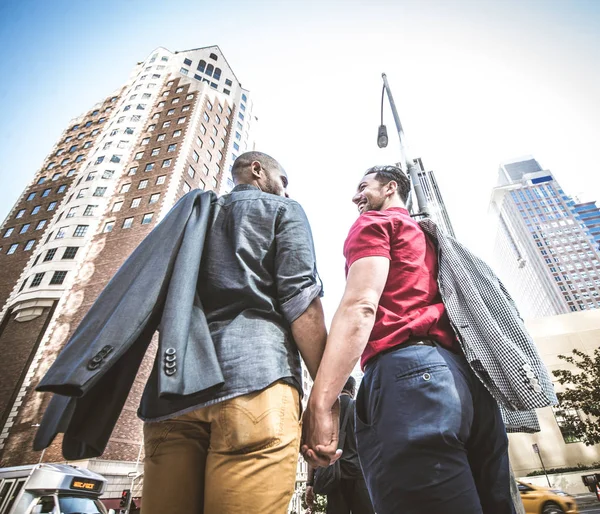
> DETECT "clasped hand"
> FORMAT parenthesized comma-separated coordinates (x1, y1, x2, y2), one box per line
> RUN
(301, 398, 342, 468)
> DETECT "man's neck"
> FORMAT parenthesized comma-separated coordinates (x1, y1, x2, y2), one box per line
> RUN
(382, 198, 406, 211)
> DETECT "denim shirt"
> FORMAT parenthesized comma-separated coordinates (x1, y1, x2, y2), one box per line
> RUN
(154, 184, 323, 419)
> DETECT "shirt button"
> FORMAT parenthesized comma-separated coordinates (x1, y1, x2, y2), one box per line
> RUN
(423, 373, 431, 381)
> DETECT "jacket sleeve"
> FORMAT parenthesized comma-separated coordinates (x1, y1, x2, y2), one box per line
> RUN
(36, 191, 202, 396)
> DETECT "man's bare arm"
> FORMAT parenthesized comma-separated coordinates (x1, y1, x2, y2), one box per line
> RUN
(302, 256, 389, 465)
(291, 297, 327, 380)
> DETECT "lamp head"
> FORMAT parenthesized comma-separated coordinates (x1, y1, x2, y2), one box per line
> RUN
(377, 124, 388, 148)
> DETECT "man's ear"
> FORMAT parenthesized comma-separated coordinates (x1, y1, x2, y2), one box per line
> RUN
(251, 160, 262, 179)
(386, 180, 398, 197)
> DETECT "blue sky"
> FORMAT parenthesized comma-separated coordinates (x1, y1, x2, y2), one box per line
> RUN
(1, 0, 600, 317)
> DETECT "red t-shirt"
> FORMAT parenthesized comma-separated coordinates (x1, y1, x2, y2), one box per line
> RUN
(343, 207, 457, 369)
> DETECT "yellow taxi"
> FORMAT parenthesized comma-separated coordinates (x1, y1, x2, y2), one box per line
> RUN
(518, 481, 579, 514)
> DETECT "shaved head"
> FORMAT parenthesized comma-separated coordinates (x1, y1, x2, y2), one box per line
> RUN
(231, 151, 289, 197)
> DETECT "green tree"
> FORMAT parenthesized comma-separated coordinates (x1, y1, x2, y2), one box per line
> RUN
(551, 347, 600, 446)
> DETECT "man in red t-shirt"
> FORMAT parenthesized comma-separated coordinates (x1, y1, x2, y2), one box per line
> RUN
(303, 166, 514, 514)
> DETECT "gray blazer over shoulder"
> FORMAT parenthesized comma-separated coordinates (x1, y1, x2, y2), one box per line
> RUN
(34, 190, 220, 459)
(419, 219, 558, 433)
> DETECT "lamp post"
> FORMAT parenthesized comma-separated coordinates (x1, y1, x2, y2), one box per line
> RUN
(378, 73, 429, 217)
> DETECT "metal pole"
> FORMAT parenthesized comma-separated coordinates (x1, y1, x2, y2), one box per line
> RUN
(533, 444, 551, 488)
(381, 73, 429, 216)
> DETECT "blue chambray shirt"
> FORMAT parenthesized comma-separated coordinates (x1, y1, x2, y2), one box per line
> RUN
(160, 184, 323, 418)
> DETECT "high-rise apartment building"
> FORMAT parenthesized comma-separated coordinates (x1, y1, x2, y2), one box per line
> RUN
(413, 157, 455, 237)
(0, 45, 257, 477)
(489, 157, 600, 319)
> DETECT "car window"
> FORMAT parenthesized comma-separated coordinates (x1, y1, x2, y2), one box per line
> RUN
(518, 483, 532, 492)
(31, 496, 56, 513)
(58, 496, 102, 513)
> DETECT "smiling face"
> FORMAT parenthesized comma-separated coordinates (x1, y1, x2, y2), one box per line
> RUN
(352, 173, 391, 214)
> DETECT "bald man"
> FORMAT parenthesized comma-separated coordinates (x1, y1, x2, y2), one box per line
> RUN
(142, 152, 327, 514)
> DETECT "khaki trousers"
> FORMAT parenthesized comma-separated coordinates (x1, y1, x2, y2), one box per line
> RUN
(141, 381, 301, 514)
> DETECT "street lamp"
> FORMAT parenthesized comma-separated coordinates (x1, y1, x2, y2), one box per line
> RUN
(378, 73, 429, 216)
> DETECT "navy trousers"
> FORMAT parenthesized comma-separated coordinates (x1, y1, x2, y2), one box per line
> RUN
(355, 344, 515, 514)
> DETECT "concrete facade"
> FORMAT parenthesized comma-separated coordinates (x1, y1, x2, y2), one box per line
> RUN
(509, 310, 600, 476)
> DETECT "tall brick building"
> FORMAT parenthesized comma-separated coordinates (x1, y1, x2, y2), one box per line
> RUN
(0, 45, 256, 492)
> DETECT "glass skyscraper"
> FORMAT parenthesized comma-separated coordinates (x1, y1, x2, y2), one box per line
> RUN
(489, 157, 600, 318)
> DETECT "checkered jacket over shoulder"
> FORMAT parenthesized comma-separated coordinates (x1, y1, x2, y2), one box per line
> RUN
(419, 219, 558, 433)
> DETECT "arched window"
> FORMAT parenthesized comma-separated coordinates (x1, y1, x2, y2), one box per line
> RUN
(206, 64, 214, 77)
(213, 68, 221, 80)
(209, 53, 218, 61)
(197, 60, 206, 73)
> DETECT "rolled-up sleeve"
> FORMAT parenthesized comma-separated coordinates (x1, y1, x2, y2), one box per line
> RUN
(275, 201, 323, 323)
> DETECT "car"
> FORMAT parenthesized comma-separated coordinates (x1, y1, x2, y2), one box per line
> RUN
(518, 480, 579, 514)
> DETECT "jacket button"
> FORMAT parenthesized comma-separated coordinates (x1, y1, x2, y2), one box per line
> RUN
(165, 367, 177, 376)
(165, 354, 176, 363)
(87, 360, 101, 371)
(100, 345, 113, 356)
(165, 348, 176, 356)
(91, 355, 103, 364)
(165, 361, 176, 369)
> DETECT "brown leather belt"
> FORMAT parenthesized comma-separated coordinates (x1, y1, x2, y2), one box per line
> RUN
(364, 338, 437, 372)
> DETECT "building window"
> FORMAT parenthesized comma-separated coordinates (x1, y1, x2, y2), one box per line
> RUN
(44, 248, 57, 261)
(180, 68, 189, 75)
(213, 68, 221, 80)
(176, 87, 184, 93)
(197, 137, 203, 148)
(66, 207, 78, 218)
(183, 182, 191, 194)
(206, 151, 212, 161)
(31, 272, 45, 287)
(112, 201, 123, 212)
(24, 239, 35, 251)
(121, 184, 131, 193)
(162, 159, 172, 168)
(141, 137, 150, 145)
(188, 165, 195, 178)
(203, 113, 209, 122)
(151, 148, 160, 157)
(131, 197, 141, 208)
(36, 219, 47, 230)
(145, 163, 155, 172)
(102, 170, 115, 179)
(93, 187, 107, 197)
(123, 217, 134, 229)
(32, 205, 41, 215)
(3, 227, 14, 237)
(157, 133, 166, 142)
(167, 108, 175, 115)
(50, 271, 68, 285)
(186, 93, 194, 100)
(183, 58, 192, 66)
(103, 221, 114, 233)
(141, 213, 154, 225)
(156, 175, 166, 185)
(20, 223, 30, 234)
(225, 79, 232, 87)
(42, 188, 51, 197)
(163, 121, 171, 128)
(203, 164, 209, 175)
(47, 202, 57, 211)
(63, 247, 78, 259)
(138, 180, 148, 190)
(210, 138, 216, 148)
(223, 88, 230, 96)
(149, 193, 160, 204)
(58, 185, 67, 194)
(16, 209, 25, 218)
(83, 205, 97, 216)
(177, 117, 186, 125)
(206, 64, 214, 76)
(37, 176, 46, 184)
(172, 98, 180, 104)
(193, 151, 199, 162)
(200, 124, 207, 135)
(198, 60, 206, 73)
(168, 144, 177, 152)
(173, 129, 182, 137)
(148, 124, 156, 132)
(67, 168, 76, 177)
(182, 105, 190, 112)
(134, 151, 144, 160)
(27, 192, 36, 201)
(74, 225, 88, 237)
(7, 243, 18, 255)
(110, 155, 122, 163)
(553, 406, 583, 443)
(55, 227, 67, 239)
